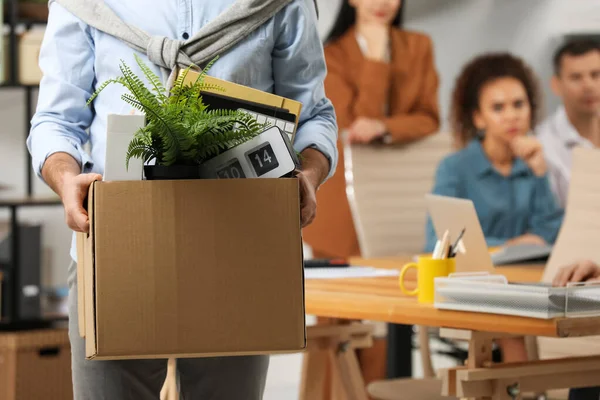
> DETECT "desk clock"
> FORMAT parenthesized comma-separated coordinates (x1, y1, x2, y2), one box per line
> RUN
(200, 126, 300, 179)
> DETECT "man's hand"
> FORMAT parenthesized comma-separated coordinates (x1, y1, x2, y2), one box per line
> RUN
(505, 233, 547, 247)
(297, 148, 330, 228)
(61, 173, 103, 232)
(510, 136, 547, 176)
(41, 152, 101, 233)
(553, 260, 600, 287)
(358, 23, 389, 62)
(348, 117, 387, 144)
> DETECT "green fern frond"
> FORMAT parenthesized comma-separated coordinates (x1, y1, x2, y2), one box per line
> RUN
(86, 78, 123, 107)
(198, 83, 225, 93)
(134, 54, 166, 104)
(119, 64, 194, 165)
(181, 56, 220, 103)
(120, 93, 147, 114)
(197, 56, 219, 83)
(126, 135, 157, 169)
(170, 65, 193, 104)
(119, 62, 160, 110)
(154, 113, 194, 166)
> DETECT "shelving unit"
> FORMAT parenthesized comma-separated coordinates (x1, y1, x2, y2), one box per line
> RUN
(3, 0, 49, 195)
(1, 0, 63, 330)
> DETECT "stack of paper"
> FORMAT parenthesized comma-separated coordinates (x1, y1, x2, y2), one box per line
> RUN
(304, 267, 399, 280)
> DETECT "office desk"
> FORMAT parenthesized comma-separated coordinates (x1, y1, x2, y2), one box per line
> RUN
(302, 258, 600, 400)
(309, 257, 545, 382)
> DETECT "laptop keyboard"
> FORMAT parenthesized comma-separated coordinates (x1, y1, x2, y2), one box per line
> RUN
(239, 108, 295, 143)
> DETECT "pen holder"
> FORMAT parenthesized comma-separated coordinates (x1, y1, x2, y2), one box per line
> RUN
(399, 256, 456, 304)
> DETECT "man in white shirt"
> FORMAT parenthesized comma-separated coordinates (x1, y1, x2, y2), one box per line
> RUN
(537, 40, 600, 208)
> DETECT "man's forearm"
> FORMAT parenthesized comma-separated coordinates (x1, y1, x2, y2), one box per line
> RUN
(41, 152, 81, 199)
(300, 148, 330, 190)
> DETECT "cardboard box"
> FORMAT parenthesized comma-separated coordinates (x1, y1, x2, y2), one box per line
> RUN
(0, 329, 72, 400)
(77, 178, 305, 360)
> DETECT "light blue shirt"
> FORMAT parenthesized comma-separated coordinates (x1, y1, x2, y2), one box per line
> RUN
(27, 0, 338, 261)
(424, 140, 564, 252)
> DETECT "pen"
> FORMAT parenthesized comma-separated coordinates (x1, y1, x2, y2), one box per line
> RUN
(450, 228, 466, 258)
(432, 240, 441, 259)
(438, 230, 450, 260)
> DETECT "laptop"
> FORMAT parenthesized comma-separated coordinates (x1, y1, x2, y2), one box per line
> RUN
(425, 194, 552, 271)
(425, 194, 495, 273)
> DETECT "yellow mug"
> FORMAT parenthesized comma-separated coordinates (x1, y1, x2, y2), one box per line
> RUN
(399, 257, 456, 304)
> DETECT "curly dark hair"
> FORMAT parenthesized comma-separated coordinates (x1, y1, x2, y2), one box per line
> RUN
(450, 53, 542, 148)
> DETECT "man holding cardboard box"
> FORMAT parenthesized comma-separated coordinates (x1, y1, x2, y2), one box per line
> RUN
(27, 0, 337, 399)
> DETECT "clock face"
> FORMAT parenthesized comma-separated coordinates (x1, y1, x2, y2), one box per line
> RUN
(247, 143, 280, 177)
(216, 159, 246, 179)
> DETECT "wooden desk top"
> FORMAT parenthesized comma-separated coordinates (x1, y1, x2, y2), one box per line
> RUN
(304, 257, 600, 338)
(349, 257, 545, 283)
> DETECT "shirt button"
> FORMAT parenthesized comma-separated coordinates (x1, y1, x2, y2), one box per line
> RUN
(182, 32, 189, 40)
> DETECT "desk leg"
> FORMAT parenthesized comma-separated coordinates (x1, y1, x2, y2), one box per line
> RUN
(300, 349, 330, 400)
(469, 333, 494, 400)
(300, 321, 374, 400)
(386, 323, 413, 378)
(330, 345, 369, 400)
(465, 333, 495, 400)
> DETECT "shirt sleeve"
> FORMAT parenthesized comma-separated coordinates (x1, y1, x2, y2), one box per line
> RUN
(528, 175, 565, 244)
(272, 0, 338, 179)
(424, 156, 461, 252)
(27, 2, 96, 179)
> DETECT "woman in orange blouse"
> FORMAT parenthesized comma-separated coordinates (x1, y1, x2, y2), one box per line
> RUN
(303, 0, 441, 259)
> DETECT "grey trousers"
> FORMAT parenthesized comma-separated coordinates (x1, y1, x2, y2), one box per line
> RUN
(68, 262, 269, 400)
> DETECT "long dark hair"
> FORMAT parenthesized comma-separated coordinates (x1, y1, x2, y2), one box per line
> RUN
(326, 1, 404, 44)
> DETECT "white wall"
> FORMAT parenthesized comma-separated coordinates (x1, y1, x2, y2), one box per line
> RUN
(316, 0, 600, 128)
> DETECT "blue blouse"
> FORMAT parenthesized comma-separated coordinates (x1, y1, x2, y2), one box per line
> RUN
(424, 140, 564, 252)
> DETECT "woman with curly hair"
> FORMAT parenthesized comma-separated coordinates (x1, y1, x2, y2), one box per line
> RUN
(425, 53, 564, 254)
(425, 53, 565, 363)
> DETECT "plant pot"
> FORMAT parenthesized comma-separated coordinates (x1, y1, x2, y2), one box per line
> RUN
(144, 165, 204, 180)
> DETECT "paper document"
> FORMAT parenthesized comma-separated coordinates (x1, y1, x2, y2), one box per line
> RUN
(305, 267, 399, 280)
(543, 148, 600, 282)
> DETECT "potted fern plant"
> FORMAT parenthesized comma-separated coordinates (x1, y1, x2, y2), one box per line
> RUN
(87, 55, 266, 180)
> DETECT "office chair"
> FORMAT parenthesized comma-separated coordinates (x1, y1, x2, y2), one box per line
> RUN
(343, 131, 458, 399)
